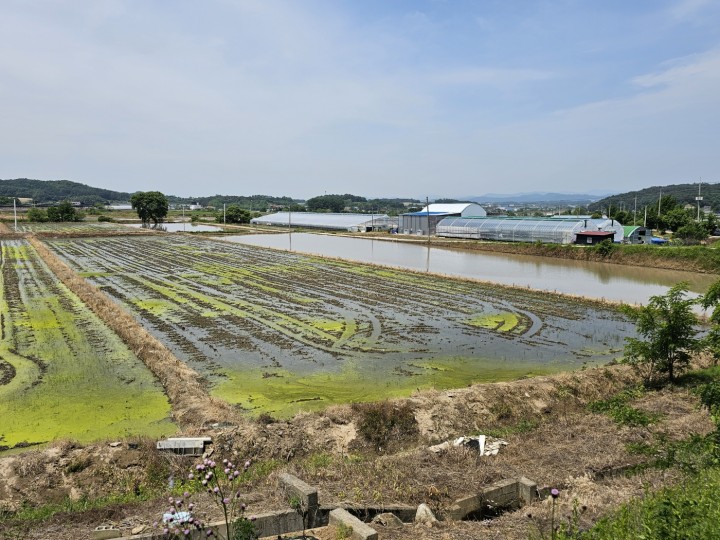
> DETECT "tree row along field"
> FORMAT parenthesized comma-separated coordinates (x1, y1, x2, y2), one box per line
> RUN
(45, 235, 636, 418)
(0, 239, 175, 450)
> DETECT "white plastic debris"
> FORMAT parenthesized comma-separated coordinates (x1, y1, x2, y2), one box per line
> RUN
(429, 435, 507, 456)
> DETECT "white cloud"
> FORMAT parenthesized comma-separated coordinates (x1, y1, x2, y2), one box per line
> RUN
(0, 1, 719, 197)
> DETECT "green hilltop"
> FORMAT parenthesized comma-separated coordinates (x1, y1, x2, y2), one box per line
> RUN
(590, 182, 720, 213)
(0, 178, 133, 205)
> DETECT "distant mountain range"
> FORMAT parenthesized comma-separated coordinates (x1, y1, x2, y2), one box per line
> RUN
(467, 191, 613, 204)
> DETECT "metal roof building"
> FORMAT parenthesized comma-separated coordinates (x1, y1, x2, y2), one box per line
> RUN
(436, 216, 623, 244)
(622, 225, 651, 244)
(250, 212, 394, 231)
(399, 203, 486, 236)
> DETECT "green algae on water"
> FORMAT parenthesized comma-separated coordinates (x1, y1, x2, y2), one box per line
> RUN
(0, 240, 176, 450)
(212, 356, 562, 418)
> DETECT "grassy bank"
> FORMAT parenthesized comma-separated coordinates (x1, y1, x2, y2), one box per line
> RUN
(368, 235, 720, 275)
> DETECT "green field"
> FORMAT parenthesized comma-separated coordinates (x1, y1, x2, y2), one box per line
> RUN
(0, 240, 175, 450)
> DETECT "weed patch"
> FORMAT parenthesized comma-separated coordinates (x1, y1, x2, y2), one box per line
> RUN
(351, 400, 418, 452)
(588, 387, 661, 427)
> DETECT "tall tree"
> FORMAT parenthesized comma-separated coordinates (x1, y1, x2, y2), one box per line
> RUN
(46, 200, 82, 222)
(217, 204, 251, 224)
(130, 191, 168, 225)
(621, 283, 700, 383)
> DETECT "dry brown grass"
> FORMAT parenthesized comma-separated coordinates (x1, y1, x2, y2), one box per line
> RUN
(3, 361, 714, 539)
(27, 236, 241, 428)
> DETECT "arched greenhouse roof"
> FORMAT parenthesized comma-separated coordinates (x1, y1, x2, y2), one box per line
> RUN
(436, 217, 585, 244)
(250, 212, 389, 230)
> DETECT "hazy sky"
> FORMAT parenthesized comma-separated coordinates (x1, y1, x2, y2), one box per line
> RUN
(1, 0, 719, 199)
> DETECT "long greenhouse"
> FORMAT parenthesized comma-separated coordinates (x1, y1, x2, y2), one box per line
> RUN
(436, 217, 623, 244)
(250, 212, 395, 232)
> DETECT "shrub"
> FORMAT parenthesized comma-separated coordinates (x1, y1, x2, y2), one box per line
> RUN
(352, 400, 418, 452)
(594, 239, 617, 258)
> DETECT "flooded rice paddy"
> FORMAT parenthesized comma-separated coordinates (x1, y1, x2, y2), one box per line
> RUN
(46, 235, 635, 417)
(0, 240, 174, 450)
(227, 233, 716, 304)
(11, 222, 129, 233)
(123, 222, 225, 233)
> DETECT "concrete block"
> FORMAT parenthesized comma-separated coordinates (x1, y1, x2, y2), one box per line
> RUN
(156, 437, 212, 456)
(445, 493, 483, 521)
(518, 477, 538, 504)
(253, 509, 304, 538)
(482, 478, 518, 507)
(329, 508, 378, 540)
(278, 473, 319, 527)
(93, 525, 121, 540)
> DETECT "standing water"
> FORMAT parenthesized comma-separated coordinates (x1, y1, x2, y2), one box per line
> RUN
(223, 232, 715, 305)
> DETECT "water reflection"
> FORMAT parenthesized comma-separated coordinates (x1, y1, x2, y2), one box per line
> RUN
(222, 233, 716, 305)
(125, 222, 224, 233)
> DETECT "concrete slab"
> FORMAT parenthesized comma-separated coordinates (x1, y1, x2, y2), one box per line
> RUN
(329, 508, 378, 540)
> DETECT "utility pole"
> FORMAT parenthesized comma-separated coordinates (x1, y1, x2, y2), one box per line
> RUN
(223, 203, 226, 225)
(696, 179, 703, 222)
(644, 206, 647, 228)
(426, 196, 431, 242)
(13, 197, 17, 232)
(633, 196, 637, 226)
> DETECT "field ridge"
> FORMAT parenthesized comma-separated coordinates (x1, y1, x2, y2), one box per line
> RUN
(27, 235, 239, 428)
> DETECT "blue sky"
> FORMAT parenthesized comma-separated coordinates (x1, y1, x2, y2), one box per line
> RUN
(1, 0, 719, 198)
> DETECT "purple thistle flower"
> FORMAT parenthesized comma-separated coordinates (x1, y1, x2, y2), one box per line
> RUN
(213, 487, 220, 493)
(551, 488, 560, 498)
(184, 491, 190, 498)
(188, 473, 194, 480)
(206, 529, 214, 536)
(223, 498, 230, 504)
(224, 468, 230, 474)
(233, 471, 240, 478)
(202, 479, 207, 486)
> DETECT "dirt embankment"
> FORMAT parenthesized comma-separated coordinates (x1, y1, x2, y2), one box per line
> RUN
(27, 236, 241, 429)
(1, 362, 714, 540)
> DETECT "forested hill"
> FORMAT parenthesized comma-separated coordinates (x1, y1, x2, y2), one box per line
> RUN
(590, 182, 720, 212)
(0, 178, 132, 205)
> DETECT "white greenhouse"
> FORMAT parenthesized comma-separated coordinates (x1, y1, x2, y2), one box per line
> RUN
(435, 217, 623, 244)
(250, 212, 394, 232)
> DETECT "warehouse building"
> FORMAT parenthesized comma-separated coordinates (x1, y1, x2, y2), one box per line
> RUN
(622, 225, 650, 244)
(250, 212, 396, 232)
(399, 203, 486, 236)
(436, 216, 623, 245)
